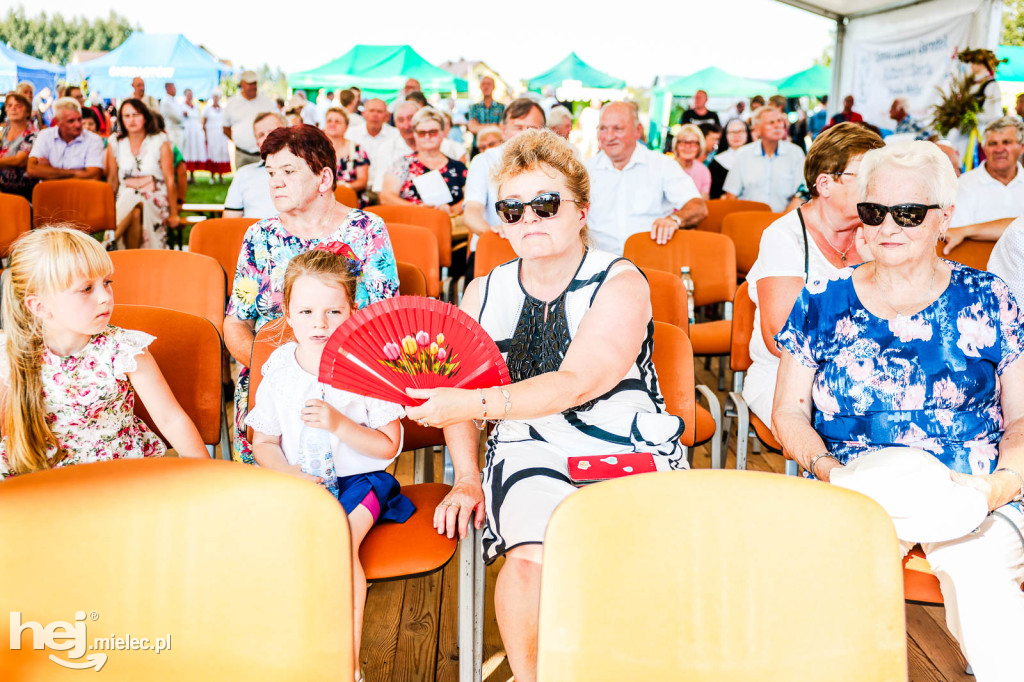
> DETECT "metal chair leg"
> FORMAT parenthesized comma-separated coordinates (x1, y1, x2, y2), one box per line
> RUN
(414, 447, 434, 484)
(728, 392, 750, 471)
(785, 459, 799, 476)
(696, 385, 723, 469)
(459, 524, 483, 682)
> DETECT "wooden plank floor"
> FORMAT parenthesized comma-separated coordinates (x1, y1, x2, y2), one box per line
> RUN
(354, 358, 971, 682)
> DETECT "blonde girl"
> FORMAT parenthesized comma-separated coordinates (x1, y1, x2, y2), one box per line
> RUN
(245, 246, 413, 680)
(0, 226, 208, 479)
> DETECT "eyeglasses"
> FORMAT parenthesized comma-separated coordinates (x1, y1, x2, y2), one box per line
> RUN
(495, 192, 580, 224)
(856, 202, 940, 228)
(414, 128, 441, 138)
(830, 172, 856, 178)
(677, 140, 700, 147)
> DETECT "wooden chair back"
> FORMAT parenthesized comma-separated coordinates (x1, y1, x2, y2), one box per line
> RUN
(643, 268, 689, 334)
(474, 232, 518, 279)
(625, 230, 737, 307)
(697, 198, 771, 233)
(32, 179, 115, 233)
(938, 239, 995, 271)
(334, 184, 359, 207)
(721, 211, 782, 277)
(396, 261, 428, 297)
(386, 222, 441, 297)
(0, 193, 30, 256)
(188, 217, 258, 283)
(369, 204, 452, 268)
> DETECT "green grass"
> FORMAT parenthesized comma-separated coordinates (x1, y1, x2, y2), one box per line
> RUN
(183, 170, 232, 205)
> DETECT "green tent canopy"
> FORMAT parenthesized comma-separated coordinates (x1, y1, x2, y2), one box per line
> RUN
(775, 64, 831, 97)
(666, 67, 777, 98)
(289, 45, 466, 97)
(527, 52, 626, 90)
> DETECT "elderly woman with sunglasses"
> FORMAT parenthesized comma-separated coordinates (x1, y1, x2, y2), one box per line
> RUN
(405, 129, 686, 682)
(773, 140, 1024, 680)
(380, 106, 467, 216)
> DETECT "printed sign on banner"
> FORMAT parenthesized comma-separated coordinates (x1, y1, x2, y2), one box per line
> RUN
(849, 14, 972, 129)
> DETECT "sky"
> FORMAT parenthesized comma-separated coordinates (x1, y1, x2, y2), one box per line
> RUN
(4, 0, 834, 87)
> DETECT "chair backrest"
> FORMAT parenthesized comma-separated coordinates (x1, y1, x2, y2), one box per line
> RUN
(385, 222, 441, 297)
(624, 230, 737, 307)
(721, 210, 783, 277)
(109, 250, 227, 335)
(369, 204, 452, 268)
(334, 184, 359, 207)
(0, 457, 353, 680)
(248, 317, 294, 443)
(730, 281, 756, 372)
(188, 217, 258, 283)
(32, 179, 115, 233)
(938, 238, 995, 271)
(396, 260, 428, 297)
(651, 321, 698, 447)
(537, 470, 906, 681)
(643, 268, 689, 334)
(474, 232, 518, 279)
(697, 198, 772, 233)
(110, 304, 222, 446)
(0, 193, 31, 256)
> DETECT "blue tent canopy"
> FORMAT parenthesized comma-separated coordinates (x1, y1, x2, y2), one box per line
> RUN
(0, 42, 65, 94)
(67, 33, 226, 100)
(997, 45, 1024, 83)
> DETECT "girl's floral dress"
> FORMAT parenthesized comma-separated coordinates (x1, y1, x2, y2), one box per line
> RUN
(0, 327, 165, 480)
(390, 152, 467, 205)
(337, 142, 370, 206)
(226, 210, 399, 464)
(776, 261, 1024, 489)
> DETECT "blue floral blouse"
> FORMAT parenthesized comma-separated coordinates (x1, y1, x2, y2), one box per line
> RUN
(776, 262, 1024, 477)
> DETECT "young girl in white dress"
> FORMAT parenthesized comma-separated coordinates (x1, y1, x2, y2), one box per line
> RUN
(0, 227, 208, 479)
(245, 246, 413, 680)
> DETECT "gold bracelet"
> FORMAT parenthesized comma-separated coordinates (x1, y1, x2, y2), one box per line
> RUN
(471, 388, 488, 430)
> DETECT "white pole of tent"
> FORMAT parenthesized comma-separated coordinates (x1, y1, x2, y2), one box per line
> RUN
(828, 18, 847, 120)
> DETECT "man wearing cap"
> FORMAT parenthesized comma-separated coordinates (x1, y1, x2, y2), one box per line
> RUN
(223, 71, 277, 169)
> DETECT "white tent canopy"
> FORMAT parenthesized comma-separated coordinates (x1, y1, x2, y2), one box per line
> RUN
(776, 0, 1003, 125)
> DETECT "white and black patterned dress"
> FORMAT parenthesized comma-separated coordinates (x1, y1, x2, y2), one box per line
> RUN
(478, 249, 687, 564)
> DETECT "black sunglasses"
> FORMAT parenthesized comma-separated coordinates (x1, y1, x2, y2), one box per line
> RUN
(495, 192, 580, 224)
(856, 202, 941, 228)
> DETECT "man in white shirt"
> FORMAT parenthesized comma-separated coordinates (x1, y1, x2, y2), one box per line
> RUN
(987, 216, 1024, 305)
(366, 101, 419, 193)
(223, 112, 287, 220)
(223, 71, 277, 169)
(950, 117, 1024, 228)
(464, 98, 547, 243)
(723, 106, 805, 211)
(585, 102, 706, 254)
(350, 98, 403, 195)
(131, 77, 159, 114)
(160, 82, 185, 150)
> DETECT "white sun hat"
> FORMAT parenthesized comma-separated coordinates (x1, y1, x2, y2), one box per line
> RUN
(830, 447, 989, 544)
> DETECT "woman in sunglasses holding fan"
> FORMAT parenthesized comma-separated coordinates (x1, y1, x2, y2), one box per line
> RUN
(773, 140, 1024, 679)
(405, 129, 687, 682)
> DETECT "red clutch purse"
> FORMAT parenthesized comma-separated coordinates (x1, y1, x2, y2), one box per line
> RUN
(567, 453, 665, 484)
(319, 296, 511, 407)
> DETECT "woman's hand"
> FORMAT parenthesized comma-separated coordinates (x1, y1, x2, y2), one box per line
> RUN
(301, 398, 343, 432)
(941, 227, 970, 255)
(167, 214, 180, 229)
(405, 387, 478, 428)
(951, 470, 1019, 511)
(853, 225, 872, 263)
(434, 474, 485, 539)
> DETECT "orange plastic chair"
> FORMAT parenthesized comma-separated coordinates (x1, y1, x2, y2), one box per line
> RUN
(188, 217, 258, 283)
(643, 268, 689, 334)
(109, 250, 227, 336)
(110, 304, 224, 455)
(0, 457, 354, 681)
(724, 282, 787, 472)
(386, 222, 441, 297)
(32, 179, 115, 233)
(625, 230, 737, 387)
(652, 321, 722, 468)
(334, 184, 359, 207)
(536, 470, 907, 681)
(0, 193, 30, 257)
(397, 260, 428, 297)
(938, 239, 995, 271)
(368, 204, 453, 269)
(721, 210, 783, 278)
(474, 231, 518, 279)
(697, 198, 771, 233)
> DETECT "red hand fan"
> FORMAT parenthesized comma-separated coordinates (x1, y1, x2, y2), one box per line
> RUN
(319, 296, 511, 407)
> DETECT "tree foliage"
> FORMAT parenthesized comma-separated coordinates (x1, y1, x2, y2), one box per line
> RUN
(0, 7, 138, 65)
(1004, 0, 1024, 47)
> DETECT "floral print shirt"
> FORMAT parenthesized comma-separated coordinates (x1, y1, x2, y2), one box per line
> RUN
(0, 326, 165, 480)
(776, 262, 1024, 480)
(337, 142, 370, 186)
(0, 122, 37, 197)
(226, 210, 399, 330)
(390, 152, 467, 206)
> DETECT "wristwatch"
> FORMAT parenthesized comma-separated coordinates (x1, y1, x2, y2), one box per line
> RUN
(668, 214, 682, 227)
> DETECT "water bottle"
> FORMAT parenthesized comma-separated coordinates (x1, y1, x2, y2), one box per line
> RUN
(297, 384, 338, 494)
(680, 266, 696, 325)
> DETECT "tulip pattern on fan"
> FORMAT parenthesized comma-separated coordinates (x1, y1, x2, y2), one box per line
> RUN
(380, 331, 461, 378)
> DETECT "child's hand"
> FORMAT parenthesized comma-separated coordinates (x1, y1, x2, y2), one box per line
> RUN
(301, 399, 344, 433)
(286, 462, 323, 485)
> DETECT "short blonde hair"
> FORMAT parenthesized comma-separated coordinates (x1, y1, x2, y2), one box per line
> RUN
(325, 106, 349, 125)
(858, 140, 958, 207)
(412, 106, 445, 131)
(751, 105, 781, 128)
(674, 123, 706, 157)
(493, 128, 591, 246)
(52, 97, 81, 117)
